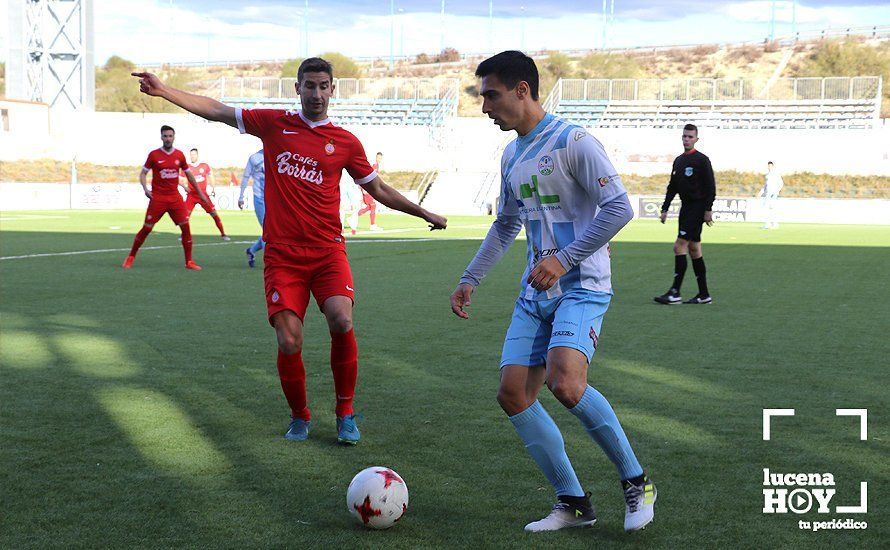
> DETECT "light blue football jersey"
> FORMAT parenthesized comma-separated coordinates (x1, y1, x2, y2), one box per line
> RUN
(243, 150, 265, 202)
(499, 113, 627, 300)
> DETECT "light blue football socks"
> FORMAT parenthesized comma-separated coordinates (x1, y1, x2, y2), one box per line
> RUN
(569, 385, 643, 480)
(509, 400, 585, 497)
(248, 237, 264, 255)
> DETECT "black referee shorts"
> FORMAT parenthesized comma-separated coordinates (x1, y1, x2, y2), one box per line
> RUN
(677, 201, 707, 242)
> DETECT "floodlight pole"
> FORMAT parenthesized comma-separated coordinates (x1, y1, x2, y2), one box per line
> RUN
(520, 5, 525, 51)
(440, 0, 446, 53)
(399, 8, 405, 58)
(488, 0, 493, 54)
(6, 0, 95, 110)
(601, 0, 607, 49)
(769, 0, 776, 41)
(303, 0, 309, 57)
(389, 0, 395, 70)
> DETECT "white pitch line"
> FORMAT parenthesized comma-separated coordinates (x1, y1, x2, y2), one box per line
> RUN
(0, 240, 255, 261)
(0, 237, 488, 261)
(0, 215, 71, 221)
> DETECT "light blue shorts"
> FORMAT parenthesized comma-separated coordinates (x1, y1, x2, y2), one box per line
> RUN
(500, 289, 611, 368)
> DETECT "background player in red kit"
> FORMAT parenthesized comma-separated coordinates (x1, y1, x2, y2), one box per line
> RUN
(132, 58, 447, 444)
(181, 148, 229, 240)
(123, 125, 207, 270)
(358, 151, 383, 231)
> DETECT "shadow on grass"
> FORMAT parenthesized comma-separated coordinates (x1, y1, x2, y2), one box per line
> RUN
(1, 232, 887, 547)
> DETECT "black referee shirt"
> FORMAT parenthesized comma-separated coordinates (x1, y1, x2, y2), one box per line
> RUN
(661, 149, 716, 211)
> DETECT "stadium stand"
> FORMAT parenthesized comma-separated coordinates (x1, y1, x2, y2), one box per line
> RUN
(544, 77, 882, 130)
(219, 77, 459, 128)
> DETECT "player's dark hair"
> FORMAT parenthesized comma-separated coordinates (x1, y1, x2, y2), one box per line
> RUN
(683, 123, 698, 134)
(160, 125, 175, 134)
(190, 148, 198, 153)
(767, 161, 774, 165)
(475, 50, 539, 101)
(298, 57, 334, 83)
(376, 152, 383, 156)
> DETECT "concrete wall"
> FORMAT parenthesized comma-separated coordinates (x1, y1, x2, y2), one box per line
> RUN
(0, 108, 443, 172)
(1, 182, 885, 225)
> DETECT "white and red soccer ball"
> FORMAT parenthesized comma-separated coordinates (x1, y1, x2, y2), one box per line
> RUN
(346, 466, 409, 529)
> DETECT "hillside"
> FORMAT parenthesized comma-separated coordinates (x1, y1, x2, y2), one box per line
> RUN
(106, 37, 889, 117)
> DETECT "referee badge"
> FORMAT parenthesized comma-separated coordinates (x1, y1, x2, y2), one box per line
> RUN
(685, 167, 694, 176)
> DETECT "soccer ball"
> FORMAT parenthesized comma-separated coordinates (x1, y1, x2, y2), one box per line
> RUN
(346, 466, 409, 529)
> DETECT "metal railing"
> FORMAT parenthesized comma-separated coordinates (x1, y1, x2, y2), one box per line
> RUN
(550, 77, 882, 102)
(417, 170, 439, 206)
(218, 77, 460, 102)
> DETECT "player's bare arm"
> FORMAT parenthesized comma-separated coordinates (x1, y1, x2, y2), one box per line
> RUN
(361, 177, 447, 230)
(139, 168, 151, 199)
(704, 211, 714, 226)
(132, 72, 236, 128)
(449, 283, 474, 319)
(207, 171, 216, 196)
(184, 170, 210, 203)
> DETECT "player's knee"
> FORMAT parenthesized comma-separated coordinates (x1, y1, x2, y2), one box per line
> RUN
(327, 315, 353, 334)
(143, 223, 154, 230)
(546, 376, 584, 408)
(673, 241, 687, 255)
(277, 333, 303, 355)
(496, 386, 528, 416)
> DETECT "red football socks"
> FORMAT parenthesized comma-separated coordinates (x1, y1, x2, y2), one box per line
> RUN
(277, 350, 310, 420)
(129, 226, 151, 257)
(330, 329, 358, 417)
(212, 215, 226, 236)
(179, 223, 193, 262)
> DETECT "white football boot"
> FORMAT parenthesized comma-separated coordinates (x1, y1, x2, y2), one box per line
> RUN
(524, 497, 597, 532)
(623, 476, 657, 531)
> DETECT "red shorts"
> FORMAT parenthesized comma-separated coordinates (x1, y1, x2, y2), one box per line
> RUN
(185, 193, 216, 214)
(263, 243, 355, 324)
(362, 194, 375, 207)
(144, 196, 189, 226)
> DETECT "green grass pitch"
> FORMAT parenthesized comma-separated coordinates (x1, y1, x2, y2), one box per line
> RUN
(1, 210, 887, 548)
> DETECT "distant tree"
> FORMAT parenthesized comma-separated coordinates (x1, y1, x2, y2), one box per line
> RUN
(0, 62, 5, 97)
(579, 52, 641, 79)
(96, 56, 189, 112)
(437, 48, 461, 63)
(544, 52, 573, 79)
(414, 53, 432, 65)
(792, 40, 890, 116)
(280, 58, 304, 78)
(796, 40, 890, 79)
(282, 53, 361, 80)
(317, 52, 362, 79)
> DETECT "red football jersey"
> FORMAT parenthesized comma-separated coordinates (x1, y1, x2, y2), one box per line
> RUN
(236, 108, 377, 247)
(143, 148, 189, 199)
(183, 162, 211, 194)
